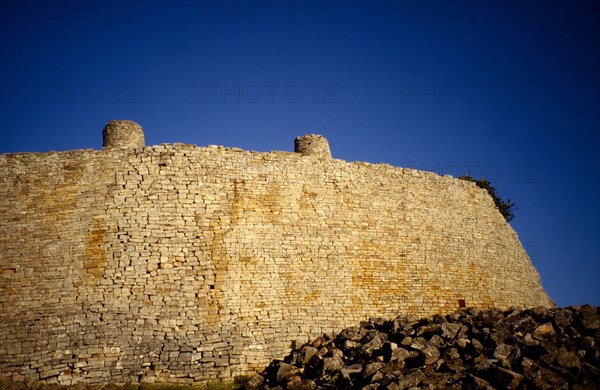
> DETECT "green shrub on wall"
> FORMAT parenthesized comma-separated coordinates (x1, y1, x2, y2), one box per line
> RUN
(459, 176, 516, 222)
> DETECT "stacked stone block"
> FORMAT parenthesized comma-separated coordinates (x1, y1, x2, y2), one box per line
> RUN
(0, 128, 553, 386)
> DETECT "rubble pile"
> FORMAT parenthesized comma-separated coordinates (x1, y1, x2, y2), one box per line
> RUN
(248, 305, 599, 389)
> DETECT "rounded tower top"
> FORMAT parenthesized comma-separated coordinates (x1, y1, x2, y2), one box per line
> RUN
(294, 134, 331, 159)
(102, 120, 145, 149)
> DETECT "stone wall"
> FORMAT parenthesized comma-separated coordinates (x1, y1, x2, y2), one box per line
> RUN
(0, 132, 553, 386)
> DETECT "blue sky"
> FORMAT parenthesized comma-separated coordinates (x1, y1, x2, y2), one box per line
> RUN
(1, 0, 598, 307)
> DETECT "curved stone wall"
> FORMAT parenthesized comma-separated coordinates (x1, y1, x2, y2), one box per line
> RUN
(0, 137, 553, 386)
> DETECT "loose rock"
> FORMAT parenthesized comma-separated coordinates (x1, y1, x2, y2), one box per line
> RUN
(253, 306, 600, 389)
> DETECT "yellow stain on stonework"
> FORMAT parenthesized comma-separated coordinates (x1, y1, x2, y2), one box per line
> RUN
(258, 183, 284, 225)
(230, 179, 245, 224)
(351, 295, 363, 312)
(81, 218, 108, 285)
(304, 290, 318, 303)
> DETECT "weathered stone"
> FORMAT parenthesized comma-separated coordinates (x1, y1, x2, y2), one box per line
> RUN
(441, 323, 462, 340)
(287, 379, 317, 390)
(465, 374, 494, 389)
(522, 333, 539, 346)
(554, 309, 572, 329)
(341, 363, 363, 379)
(493, 343, 519, 361)
(420, 371, 448, 388)
(380, 360, 405, 376)
(276, 363, 299, 382)
(398, 369, 425, 389)
(243, 373, 264, 389)
(456, 338, 469, 348)
(520, 357, 537, 374)
(344, 340, 361, 350)
(473, 357, 495, 372)
(363, 362, 384, 378)
(429, 334, 444, 347)
(330, 348, 344, 359)
(362, 335, 384, 355)
(444, 347, 461, 360)
(297, 346, 319, 365)
(528, 367, 567, 388)
(361, 384, 381, 390)
(340, 326, 366, 342)
(322, 356, 344, 373)
(445, 358, 467, 373)
(381, 341, 397, 358)
(470, 338, 484, 354)
(407, 337, 428, 351)
(555, 347, 581, 369)
(310, 336, 326, 349)
(532, 323, 556, 340)
(416, 324, 441, 336)
(389, 347, 411, 363)
(371, 371, 384, 383)
(578, 305, 600, 331)
(316, 347, 329, 358)
(488, 365, 523, 389)
(420, 346, 440, 365)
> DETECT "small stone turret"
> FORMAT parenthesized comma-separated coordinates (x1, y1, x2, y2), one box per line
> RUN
(294, 134, 331, 159)
(102, 120, 145, 148)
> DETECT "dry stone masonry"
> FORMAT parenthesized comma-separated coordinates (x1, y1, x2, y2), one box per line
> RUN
(294, 135, 332, 159)
(0, 120, 553, 386)
(102, 120, 145, 149)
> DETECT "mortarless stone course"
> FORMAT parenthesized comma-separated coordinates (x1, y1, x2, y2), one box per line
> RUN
(0, 121, 553, 387)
